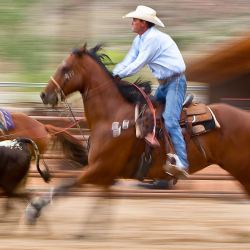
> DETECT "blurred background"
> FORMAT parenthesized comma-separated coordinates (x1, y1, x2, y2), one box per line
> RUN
(0, 2, 250, 248)
(0, 0, 250, 83)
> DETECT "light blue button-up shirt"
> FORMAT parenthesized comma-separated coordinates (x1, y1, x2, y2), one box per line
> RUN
(113, 27, 186, 80)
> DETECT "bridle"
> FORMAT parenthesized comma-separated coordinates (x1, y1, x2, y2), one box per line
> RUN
(50, 76, 64, 101)
(49, 75, 87, 141)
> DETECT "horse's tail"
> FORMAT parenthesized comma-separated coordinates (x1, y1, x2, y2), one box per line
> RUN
(44, 124, 88, 166)
(17, 138, 51, 183)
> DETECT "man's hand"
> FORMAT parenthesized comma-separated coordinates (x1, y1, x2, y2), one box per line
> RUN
(113, 75, 121, 82)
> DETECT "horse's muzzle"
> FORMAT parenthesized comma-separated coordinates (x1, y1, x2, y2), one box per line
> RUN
(40, 91, 58, 107)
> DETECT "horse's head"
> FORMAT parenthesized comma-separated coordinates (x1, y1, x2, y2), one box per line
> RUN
(41, 44, 88, 107)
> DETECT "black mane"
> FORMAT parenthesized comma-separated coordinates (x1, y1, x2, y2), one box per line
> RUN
(87, 44, 114, 78)
(86, 44, 153, 104)
(116, 79, 152, 103)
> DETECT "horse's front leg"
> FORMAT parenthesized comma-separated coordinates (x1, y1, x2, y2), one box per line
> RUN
(75, 186, 113, 239)
(25, 133, 134, 225)
(24, 177, 77, 225)
(24, 163, 116, 225)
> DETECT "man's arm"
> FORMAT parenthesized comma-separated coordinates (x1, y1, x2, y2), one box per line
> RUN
(115, 37, 159, 78)
(113, 37, 139, 76)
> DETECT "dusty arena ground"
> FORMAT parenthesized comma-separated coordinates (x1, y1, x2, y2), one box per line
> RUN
(0, 196, 249, 250)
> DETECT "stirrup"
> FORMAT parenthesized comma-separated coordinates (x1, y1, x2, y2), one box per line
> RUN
(164, 158, 189, 179)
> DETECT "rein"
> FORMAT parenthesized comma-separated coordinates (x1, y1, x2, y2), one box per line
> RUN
(50, 76, 87, 142)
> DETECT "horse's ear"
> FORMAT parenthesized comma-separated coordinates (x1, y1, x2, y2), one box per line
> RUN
(83, 43, 87, 52)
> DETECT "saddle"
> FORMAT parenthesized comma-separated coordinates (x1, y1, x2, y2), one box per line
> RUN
(135, 94, 220, 142)
(180, 102, 220, 136)
(134, 94, 221, 181)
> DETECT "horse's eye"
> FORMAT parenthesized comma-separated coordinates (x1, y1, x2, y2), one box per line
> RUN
(62, 66, 70, 74)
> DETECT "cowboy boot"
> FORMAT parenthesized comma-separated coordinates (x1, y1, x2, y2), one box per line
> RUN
(164, 153, 189, 179)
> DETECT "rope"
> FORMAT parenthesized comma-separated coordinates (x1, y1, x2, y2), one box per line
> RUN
(0, 118, 86, 140)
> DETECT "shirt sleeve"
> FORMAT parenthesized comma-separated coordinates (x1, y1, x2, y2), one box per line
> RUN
(114, 37, 159, 78)
(112, 37, 139, 76)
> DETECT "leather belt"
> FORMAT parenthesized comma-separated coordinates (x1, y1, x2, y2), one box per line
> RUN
(158, 72, 184, 85)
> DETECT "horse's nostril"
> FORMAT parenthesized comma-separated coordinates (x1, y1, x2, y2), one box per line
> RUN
(40, 92, 45, 99)
(40, 92, 48, 104)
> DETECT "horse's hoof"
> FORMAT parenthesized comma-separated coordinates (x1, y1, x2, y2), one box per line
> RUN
(24, 203, 40, 225)
(138, 179, 175, 189)
(75, 234, 86, 239)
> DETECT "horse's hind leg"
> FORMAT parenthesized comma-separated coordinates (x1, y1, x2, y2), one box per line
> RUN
(76, 187, 113, 239)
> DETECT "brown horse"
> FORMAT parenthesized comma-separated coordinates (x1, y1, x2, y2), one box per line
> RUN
(26, 44, 250, 223)
(0, 111, 88, 166)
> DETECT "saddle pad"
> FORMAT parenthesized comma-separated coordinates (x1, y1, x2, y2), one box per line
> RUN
(0, 109, 14, 131)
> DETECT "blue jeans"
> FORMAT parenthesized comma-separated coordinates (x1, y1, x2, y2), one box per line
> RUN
(155, 75, 188, 168)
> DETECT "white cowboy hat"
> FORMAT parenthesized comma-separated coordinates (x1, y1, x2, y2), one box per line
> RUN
(123, 5, 165, 27)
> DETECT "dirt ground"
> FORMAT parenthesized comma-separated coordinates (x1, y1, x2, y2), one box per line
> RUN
(0, 195, 249, 250)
